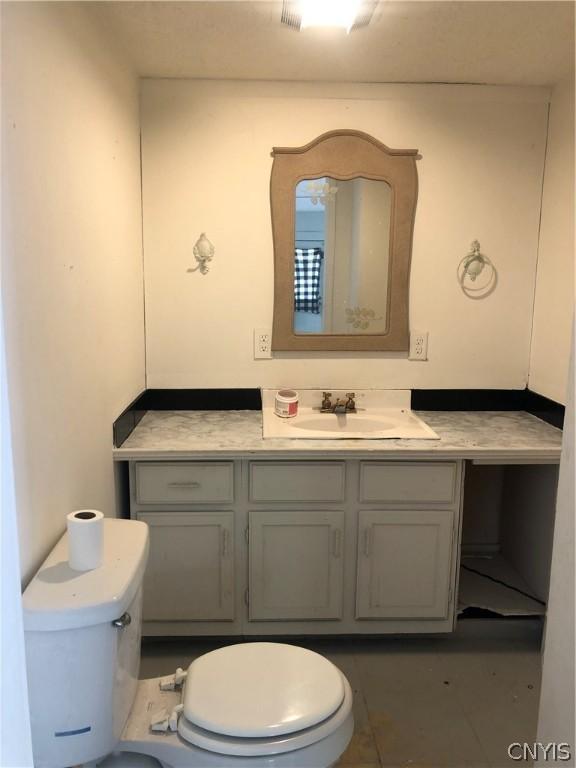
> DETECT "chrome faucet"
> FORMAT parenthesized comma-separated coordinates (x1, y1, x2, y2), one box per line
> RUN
(333, 398, 347, 414)
(321, 392, 356, 413)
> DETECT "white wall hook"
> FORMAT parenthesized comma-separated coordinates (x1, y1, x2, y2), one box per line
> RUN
(187, 232, 215, 275)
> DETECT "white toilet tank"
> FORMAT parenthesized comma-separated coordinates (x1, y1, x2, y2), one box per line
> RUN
(23, 519, 149, 768)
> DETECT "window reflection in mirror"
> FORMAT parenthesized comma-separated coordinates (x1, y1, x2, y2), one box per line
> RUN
(293, 177, 392, 335)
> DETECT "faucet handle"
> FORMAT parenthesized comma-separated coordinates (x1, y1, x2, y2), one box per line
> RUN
(321, 392, 332, 410)
(345, 393, 356, 411)
(346, 392, 355, 399)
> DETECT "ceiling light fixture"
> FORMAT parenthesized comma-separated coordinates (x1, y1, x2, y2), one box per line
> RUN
(281, 0, 377, 33)
(301, 0, 361, 31)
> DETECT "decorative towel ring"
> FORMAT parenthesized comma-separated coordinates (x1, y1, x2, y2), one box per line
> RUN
(457, 240, 497, 299)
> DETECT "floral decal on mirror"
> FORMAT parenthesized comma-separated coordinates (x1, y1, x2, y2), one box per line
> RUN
(306, 179, 339, 206)
(345, 306, 384, 330)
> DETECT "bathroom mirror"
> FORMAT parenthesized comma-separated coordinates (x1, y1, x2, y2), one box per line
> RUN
(294, 176, 392, 335)
(270, 130, 418, 351)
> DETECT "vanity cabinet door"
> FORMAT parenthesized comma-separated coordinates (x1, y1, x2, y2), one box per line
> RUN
(138, 512, 235, 622)
(356, 509, 454, 619)
(249, 510, 344, 621)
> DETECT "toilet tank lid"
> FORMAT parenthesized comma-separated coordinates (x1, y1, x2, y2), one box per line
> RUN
(23, 519, 149, 632)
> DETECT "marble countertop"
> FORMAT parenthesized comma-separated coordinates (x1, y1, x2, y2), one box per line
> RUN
(113, 410, 563, 462)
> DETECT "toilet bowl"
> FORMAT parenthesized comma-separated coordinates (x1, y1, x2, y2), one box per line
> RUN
(102, 642, 354, 768)
(23, 519, 354, 768)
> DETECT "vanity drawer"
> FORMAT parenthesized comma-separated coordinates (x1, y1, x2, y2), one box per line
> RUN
(134, 462, 234, 504)
(359, 462, 457, 505)
(249, 462, 345, 503)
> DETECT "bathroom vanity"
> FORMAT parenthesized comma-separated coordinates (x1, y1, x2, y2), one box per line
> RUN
(113, 410, 562, 637)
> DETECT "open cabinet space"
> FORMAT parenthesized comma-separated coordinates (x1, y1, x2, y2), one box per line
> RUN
(458, 462, 559, 619)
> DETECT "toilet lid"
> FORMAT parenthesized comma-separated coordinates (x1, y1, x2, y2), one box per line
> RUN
(182, 642, 345, 738)
(178, 671, 353, 758)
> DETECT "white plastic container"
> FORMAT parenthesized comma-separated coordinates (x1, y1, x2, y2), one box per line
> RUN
(274, 389, 299, 418)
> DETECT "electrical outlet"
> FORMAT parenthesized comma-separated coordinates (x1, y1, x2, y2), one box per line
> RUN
(409, 330, 429, 361)
(254, 328, 272, 359)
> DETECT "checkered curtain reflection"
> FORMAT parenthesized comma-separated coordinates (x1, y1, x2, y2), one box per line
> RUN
(294, 248, 323, 314)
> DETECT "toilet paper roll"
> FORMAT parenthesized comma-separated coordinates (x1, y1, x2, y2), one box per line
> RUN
(66, 510, 104, 571)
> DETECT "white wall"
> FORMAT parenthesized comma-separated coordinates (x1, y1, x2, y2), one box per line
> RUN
(1, 2, 145, 583)
(529, 78, 575, 405)
(536, 335, 574, 763)
(1, 320, 33, 768)
(140, 80, 549, 390)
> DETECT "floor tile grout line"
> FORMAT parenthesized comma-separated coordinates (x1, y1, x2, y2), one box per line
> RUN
(432, 646, 493, 768)
(453, 653, 495, 767)
(435, 648, 505, 768)
(450, 679, 493, 767)
(352, 651, 386, 768)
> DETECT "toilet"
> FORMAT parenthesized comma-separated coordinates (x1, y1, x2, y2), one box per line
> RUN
(22, 519, 354, 768)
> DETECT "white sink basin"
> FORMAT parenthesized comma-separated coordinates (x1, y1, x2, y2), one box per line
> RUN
(293, 415, 397, 433)
(261, 390, 439, 440)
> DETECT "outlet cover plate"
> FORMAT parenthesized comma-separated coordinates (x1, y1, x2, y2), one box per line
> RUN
(254, 328, 272, 359)
(409, 330, 429, 361)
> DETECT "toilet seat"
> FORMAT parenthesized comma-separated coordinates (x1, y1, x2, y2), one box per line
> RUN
(183, 643, 344, 738)
(178, 672, 353, 757)
(115, 663, 354, 766)
(178, 642, 350, 757)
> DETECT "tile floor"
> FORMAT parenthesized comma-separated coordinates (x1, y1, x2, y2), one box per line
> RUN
(140, 619, 543, 768)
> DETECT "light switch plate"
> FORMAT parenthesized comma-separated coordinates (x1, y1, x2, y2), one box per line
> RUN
(254, 328, 272, 359)
(409, 330, 429, 361)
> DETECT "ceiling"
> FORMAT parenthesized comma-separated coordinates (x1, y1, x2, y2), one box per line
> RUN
(90, 1, 575, 86)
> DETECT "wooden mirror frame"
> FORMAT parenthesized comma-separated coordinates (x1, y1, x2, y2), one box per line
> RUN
(270, 129, 418, 351)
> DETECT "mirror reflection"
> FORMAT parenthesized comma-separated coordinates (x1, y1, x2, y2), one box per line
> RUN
(294, 176, 392, 335)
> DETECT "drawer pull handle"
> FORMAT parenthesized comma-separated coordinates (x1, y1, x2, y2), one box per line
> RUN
(332, 528, 342, 558)
(363, 528, 372, 557)
(221, 528, 230, 557)
(167, 481, 201, 489)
